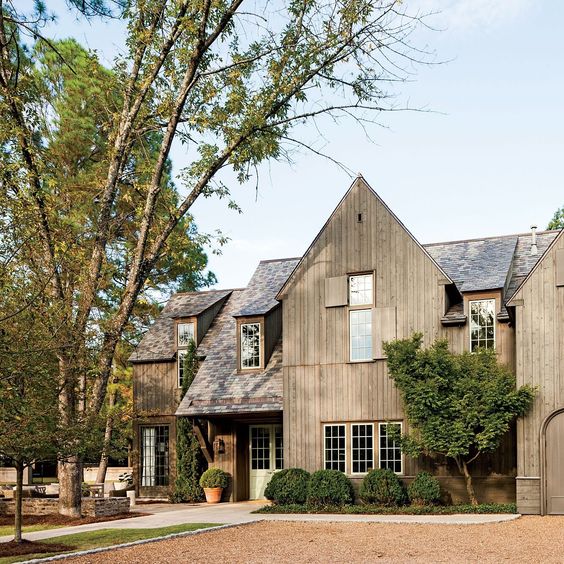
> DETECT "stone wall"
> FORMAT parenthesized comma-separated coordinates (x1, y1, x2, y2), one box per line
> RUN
(0, 497, 130, 517)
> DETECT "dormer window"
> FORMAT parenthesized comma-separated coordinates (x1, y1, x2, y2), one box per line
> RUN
(241, 322, 261, 369)
(469, 299, 495, 351)
(177, 321, 195, 388)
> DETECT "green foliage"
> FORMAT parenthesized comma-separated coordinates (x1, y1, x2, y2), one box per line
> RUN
(171, 340, 205, 503)
(359, 468, 407, 506)
(199, 468, 230, 489)
(306, 470, 354, 506)
(407, 472, 441, 506)
(264, 468, 310, 505)
(548, 206, 564, 230)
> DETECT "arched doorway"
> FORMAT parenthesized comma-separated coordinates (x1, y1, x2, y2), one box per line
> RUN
(542, 408, 564, 515)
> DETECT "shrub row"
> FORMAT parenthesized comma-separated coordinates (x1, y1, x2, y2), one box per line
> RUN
(265, 468, 441, 507)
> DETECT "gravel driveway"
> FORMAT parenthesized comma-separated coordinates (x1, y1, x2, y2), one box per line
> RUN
(67, 516, 564, 563)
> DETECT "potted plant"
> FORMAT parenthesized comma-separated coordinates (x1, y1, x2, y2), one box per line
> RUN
(199, 468, 229, 503)
(115, 472, 133, 491)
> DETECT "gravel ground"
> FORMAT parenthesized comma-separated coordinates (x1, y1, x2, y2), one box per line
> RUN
(67, 516, 564, 564)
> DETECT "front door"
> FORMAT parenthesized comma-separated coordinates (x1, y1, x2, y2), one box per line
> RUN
(546, 411, 564, 514)
(249, 425, 283, 499)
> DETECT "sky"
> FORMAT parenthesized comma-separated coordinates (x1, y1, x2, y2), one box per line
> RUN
(23, 0, 564, 289)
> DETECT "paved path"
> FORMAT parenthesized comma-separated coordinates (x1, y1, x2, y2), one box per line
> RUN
(0, 502, 519, 543)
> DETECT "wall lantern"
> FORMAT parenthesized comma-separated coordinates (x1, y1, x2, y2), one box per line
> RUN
(213, 438, 225, 454)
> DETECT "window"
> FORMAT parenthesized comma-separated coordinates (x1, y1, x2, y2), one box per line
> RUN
(349, 274, 373, 306)
(379, 422, 402, 474)
(350, 309, 372, 361)
(241, 322, 261, 369)
(141, 425, 169, 487)
(324, 424, 346, 472)
(250, 426, 270, 470)
(351, 423, 374, 474)
(275, 427, 284, 470)
(177, 350, 187, 388)
(177, 321, 195, 388)
(469, 299, 496, 351)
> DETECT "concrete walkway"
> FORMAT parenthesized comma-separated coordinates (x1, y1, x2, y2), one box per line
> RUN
(0, 502, 520, 544)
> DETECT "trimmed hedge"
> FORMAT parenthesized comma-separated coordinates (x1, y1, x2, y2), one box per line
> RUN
(265, 468, 310, 505)
(199, 468, 229, 489)
(408, 472, 441, 506)
(359, 468, 406, 506)
(307, 469, 354, 506)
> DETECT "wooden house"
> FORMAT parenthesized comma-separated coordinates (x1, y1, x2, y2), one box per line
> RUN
(130, 177, 564, 514)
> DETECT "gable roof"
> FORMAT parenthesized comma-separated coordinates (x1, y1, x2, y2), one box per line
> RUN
(276, 176, 455, 300)
(129, 289, 232, 363)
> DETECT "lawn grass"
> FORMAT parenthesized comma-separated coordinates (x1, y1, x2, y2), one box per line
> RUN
(0, 523, 220, 563)
(254, 503, 518, 515)
(0, 523, 62, 537)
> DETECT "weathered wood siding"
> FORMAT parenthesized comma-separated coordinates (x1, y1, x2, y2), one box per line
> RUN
(133, 361, 180, 416)
(265, 305, 282, 362)
(281, 179, 516, 495)
(511, 232, 564, 513)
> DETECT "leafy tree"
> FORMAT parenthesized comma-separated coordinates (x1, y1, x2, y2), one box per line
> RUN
(547, 206, 564, 230)
(171, 339, 206, 502)
(1, 0, 436, 515)
(383, 334, 536, 505)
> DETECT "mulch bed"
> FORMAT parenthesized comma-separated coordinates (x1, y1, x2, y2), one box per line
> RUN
(0, 511, 148, 528)
(0, 539, 75, 558)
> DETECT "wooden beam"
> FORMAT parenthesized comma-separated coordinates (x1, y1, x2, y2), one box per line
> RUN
(193, 421, 213, 464)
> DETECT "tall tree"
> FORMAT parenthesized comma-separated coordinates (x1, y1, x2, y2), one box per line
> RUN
(1, 0, 436, 516)
(384, 334, 536, 505)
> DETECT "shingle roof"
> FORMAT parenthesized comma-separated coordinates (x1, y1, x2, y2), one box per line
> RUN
(176, 289, 284, 416)
(232, 258, 300, 317)
(129, 290, 232, 363)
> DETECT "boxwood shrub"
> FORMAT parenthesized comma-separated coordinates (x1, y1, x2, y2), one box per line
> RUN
(265, 468, 310, 505)
(359, 468, 406, 506)
(407, 472, 441, 506)
(307, 469, 354, 506)
(199, 467, 230, 489)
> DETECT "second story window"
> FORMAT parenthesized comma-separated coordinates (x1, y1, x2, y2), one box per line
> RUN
(469, 299, 496, 351)
(349, 274, 373, 305)
(349, 273, 373, 362)
(177, 321, 195, 388)
(241, 322, 261, 369)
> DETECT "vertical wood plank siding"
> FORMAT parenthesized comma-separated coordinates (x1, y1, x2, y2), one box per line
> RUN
(282, 179, 516, 490)
(133, 362, 180, 415)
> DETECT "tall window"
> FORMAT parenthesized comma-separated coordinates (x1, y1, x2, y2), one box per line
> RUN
(349, 274, 373, 362)
(351, 423, 374, 474)
(469, 299, 496, 351)
(177, 321, 195, 388)
(241, 322, 261, 369)
(379, 422, 402, 474)
(324, 424, 346, 472)
(141, 426, 169, 487)
(275, 427, 284, 470)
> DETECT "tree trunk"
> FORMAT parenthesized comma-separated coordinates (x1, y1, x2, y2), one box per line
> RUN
(96, 388, 117, 484)
(58, 457, 82, 517)
(14, 461, 24, 543)
(461, 460, 478, 506)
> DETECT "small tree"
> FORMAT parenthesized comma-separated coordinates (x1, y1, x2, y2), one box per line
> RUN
(383, 333, 536, 505)
(171, 339, 206, 502)
(547, 206, 564, 230)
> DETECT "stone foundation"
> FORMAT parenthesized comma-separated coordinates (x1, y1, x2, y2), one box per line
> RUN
(0, 497, 130, 517)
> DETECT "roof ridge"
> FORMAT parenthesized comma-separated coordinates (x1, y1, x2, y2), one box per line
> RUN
(424, 229, 560, 248)
(259, 257, 302, 264)
(171, 288, 240, 296)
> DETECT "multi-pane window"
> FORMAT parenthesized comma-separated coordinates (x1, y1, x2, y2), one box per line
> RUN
(379, 422, 402, 474)
(140, 426, 169, 487)
(349, 274, 373, 305)
(324, 424, 346, 472)
(177, 321, 195, 388)
(241, 322, 261, 369)
(350, 309, 372, 361)
(250, 426, 270, 470)
(351, 423, 374, 474)
(275, 427, 284, 470)
(469, 299, 496, 351)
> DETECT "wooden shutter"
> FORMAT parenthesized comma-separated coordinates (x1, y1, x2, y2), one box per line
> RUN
(372, 306, 397, 359)
(556, 249, 564, 287)
(325, 276, 348, 307)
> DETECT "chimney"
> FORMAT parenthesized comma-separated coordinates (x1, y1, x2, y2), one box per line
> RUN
(531, 225, 538, 256)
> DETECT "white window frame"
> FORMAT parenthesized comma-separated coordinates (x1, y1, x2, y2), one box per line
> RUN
(378, 422, 403, 475)
(469, 299, 496, 352)
(240, 322, 261, 370)
(323, 424, 347, 473)
(177, 349, 187, 389)
(349, 274, 373, 306)
(350, 423, 374, 475)
(349, 309, 373, 362)
(177, 322, 195, 347)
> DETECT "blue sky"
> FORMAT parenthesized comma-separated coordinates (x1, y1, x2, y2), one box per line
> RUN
(25, 1, 564, 288)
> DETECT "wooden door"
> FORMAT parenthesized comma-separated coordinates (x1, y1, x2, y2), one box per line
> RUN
(546, 411, 564, 514)
(249, 425, 283, 499)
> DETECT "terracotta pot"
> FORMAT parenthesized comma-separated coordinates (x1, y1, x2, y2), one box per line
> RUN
(204, 487, 223, 503)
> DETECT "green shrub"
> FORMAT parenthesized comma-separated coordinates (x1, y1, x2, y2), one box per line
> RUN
(265, 468, 310, 505)
(407, 472, 441, 506)
(199, 467, 229, 489)
(306, 469, 353, 506)
(359, 468, 406, 506)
